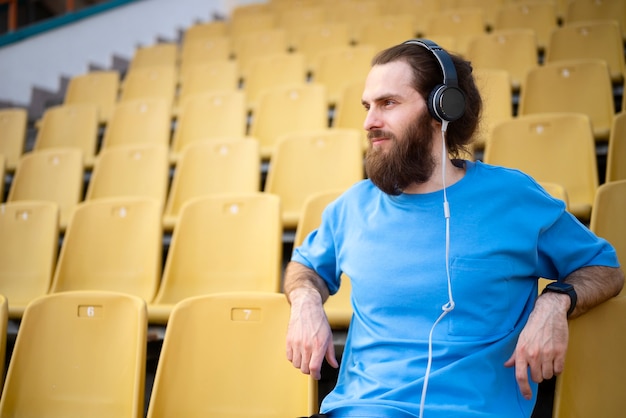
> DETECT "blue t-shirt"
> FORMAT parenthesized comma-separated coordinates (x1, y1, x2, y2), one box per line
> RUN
(292, 161, 620, 418)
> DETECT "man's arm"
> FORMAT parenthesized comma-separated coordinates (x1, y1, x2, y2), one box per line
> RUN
(506, 265, 624, 400)
(284, 261, 339, 380)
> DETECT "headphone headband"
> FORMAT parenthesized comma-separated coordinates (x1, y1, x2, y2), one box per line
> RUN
(402, 39, 466, 122)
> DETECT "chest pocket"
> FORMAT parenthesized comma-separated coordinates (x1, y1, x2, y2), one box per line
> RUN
(447, 257, 517, 340)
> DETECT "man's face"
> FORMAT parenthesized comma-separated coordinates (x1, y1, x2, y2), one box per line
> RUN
(361, 61, 438, 194)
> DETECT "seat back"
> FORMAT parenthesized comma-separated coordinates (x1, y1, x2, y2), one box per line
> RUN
(312, 45, 374, 107)
(250, 83, 329, 159)
(163, 138, 260, 230)
(170, 90, 248, 161)
(425, 8, 487, 55)
(0, 294, 6, 392)
(101, 98, 172, 150)
(0, 154, 5, 200)
(34, 103, 99, 167)
(127, 42, 178, 72)
(151, 194, 282, 323)
(243, 52, 307, 110)
(553, 295, 626, 417)
(234, 28, 287, 79)
(294, 22, 352, 73)
(606, 111, 626, 182)
(146, 292, 316, 418)
(264, 129, 364, 228)
(294, 190, 353, 328)
(545, 20, 625, 83)
(0, 201, 59, 319)
(564, 0, 626, 40)
(493, 1, 558, 51)
(0, 108, 27, 171)
(176, 60, 240, 111)
(63, 71, 120, 123)
(0, 291, 147, 418)
(85, 143, 169, 205)
(589, 180, 626, 271)
(518, 59, 615, 141)
(8, 148, 84, 230)
(332, 80, 368, 147)
(355, 15, 416, 54)
(119, 66, 177, 111)
(466, 29, 538, 91)
(49, 197, 162, 302)
(472, 68, 513, 150)
(178, 36, 232, 82)
(181, 21, 228, 45)
(483, 113, 598, 222)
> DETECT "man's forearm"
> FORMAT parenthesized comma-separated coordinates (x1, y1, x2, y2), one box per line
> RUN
(283, 261, 331, 305)
(563, 265, 624, 318)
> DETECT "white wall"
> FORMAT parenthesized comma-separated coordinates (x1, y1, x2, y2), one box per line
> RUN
(0, 0, 262, 107)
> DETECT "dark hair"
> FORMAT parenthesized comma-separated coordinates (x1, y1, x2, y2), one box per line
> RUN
(371, 42, 482, 158)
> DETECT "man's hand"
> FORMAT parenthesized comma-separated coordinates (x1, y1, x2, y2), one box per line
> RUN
(504, 292, 570, 400)
(286, 287, 339, 380)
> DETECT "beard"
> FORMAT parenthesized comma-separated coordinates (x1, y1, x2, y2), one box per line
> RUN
(364, 110, 436, 195)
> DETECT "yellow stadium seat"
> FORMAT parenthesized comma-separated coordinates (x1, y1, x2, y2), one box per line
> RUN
(63, 70, 119, 124)
(0, 291, 148, 418)
(0, 108, 27, 172)
(49, 197, 162, 302)
(146, 292, 317, 417)
(162, 138, 260, 231)
(149, 193, 282, 323)
(8, 148, 84, 231)
(0, 201, 59, 319)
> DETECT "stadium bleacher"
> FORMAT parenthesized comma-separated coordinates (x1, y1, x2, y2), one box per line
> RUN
(1, 0, 626, 416)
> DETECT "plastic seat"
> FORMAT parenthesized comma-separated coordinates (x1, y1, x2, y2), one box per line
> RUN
(229, 9, 276, 51)
(589, 179, 626, 272)
(0, 201, 59, 319)
(331, 80, 368, 149)
(518, 59, 615, 142)
(312, 45, 375, 107)
(564, 0, 626, 40)
(34, 103, 99, 168)
(483, 113, 598, 222)
(146, 292, 316, 417)
(233, 28, 287, 79)
(170, 90, 248, 163)
(278, 5, 327, 50)
(127, 42, 178, 72)
(0, 291, 147, 418)
(0, 107, 27, 172)
(162, 138, 260, 231)
(119, 66, 177, 111)
(606, 111, 626, 182)
(243, 52, 308, 111)
(295, 190, 353, 328)
(553, 295, 626, 417)
(354, 15, 416, 53)
(178, 36, 232, 83)
(293, 22, 352, 74)
(63, 70, 120, 124)
(446, 0, 505, 29)
(389, 0, 440, 36)
(472, 68, 513, 150)
(85, 143, 169, 205)
(493, 1, 558, 51)
(181, 21, 228, 44)
(249, 83, 329, 160)
(149, 193, 282, 323)
(264, 129, 364, 229)
(176, 60, 240, 113)
(425, 9, 488, 56)
(545, 20, 625, 84)
(100, 98, 172, 150)
(466, 29, 538, 91)
(8, 148, 84, 231)
(325, 0, 380, 43)
(49, 197, 162, 302)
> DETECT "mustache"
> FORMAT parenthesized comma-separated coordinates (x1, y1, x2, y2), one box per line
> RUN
(367, 130, 395, 141)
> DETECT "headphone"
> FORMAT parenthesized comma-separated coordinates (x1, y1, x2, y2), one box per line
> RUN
(402, 39, 466, 123)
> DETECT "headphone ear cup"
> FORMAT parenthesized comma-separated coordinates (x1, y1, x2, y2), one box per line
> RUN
(429, 84, 466, 122)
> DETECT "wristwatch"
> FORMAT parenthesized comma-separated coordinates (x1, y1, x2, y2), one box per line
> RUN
(542, 282, 577, 317)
